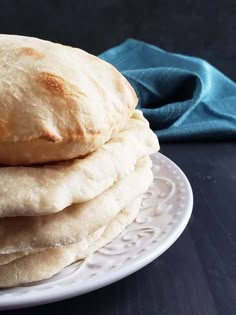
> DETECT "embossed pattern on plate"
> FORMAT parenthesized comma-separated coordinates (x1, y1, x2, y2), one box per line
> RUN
(0, 152, 193, 310)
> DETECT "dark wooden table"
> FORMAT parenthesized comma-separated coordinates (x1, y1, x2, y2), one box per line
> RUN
(1, 1, 236, 314)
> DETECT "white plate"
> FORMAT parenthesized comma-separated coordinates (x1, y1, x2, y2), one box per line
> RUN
(0, 152, 193, 310)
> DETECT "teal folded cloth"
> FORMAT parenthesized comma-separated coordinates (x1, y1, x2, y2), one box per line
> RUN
(100, 39, 236, 141)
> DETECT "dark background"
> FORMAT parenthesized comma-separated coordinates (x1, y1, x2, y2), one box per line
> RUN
(0, 1, 236, 315)
(0, 0, 236, 81)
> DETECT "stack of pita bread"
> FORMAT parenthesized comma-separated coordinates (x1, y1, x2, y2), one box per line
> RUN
(0, 35, 159, 288)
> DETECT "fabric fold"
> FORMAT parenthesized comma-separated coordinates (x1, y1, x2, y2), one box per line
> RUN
(100, 39, 236, 141)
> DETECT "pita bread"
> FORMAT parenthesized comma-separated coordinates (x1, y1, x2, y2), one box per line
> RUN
(0, 224, 109, 266)
(0, 198, 141, 288)
(0, 157, 152, 254)
(0, 111, 159, 217)
(0, 249, 43, 266)
(0, 34, 137, 165)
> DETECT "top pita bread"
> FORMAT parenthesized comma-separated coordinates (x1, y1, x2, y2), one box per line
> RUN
(0, 34, 137, 165)
(0, 111, 159, 217)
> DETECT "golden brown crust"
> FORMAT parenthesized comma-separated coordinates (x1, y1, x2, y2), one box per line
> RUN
(0, 34, 138, 165)
(20, 47, 45, 59)
(37, 72, 67, 96)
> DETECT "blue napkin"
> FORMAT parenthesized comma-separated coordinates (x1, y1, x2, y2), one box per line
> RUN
(100, 39, 236, 141)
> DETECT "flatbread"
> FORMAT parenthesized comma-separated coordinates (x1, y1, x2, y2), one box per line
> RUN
(0, 249, 43, 266)
(0, 111, 159, 217)
(0, 34, 137, 165)
(0, 198, 141, 288)
(0, 156, 153, 254)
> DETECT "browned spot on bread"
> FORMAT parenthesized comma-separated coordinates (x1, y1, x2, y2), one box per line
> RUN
(37, 72, 87, 102)
(75, 125, 85, 136)
(20, 47, 44, 59)
(111, 65, 138, 110)
(84, 127, 101, 135)
(0, 118, 17, 140)
(114, 76, 124, 95)
(37, 72, 66, 96)
(39, 130, 62, 143)
(64, 124, 100, 141)
(0, 121, 7, 137)
(37, 72, 86, 98)
(115, 79, 125, 96)
(108, 66, 124, 94)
